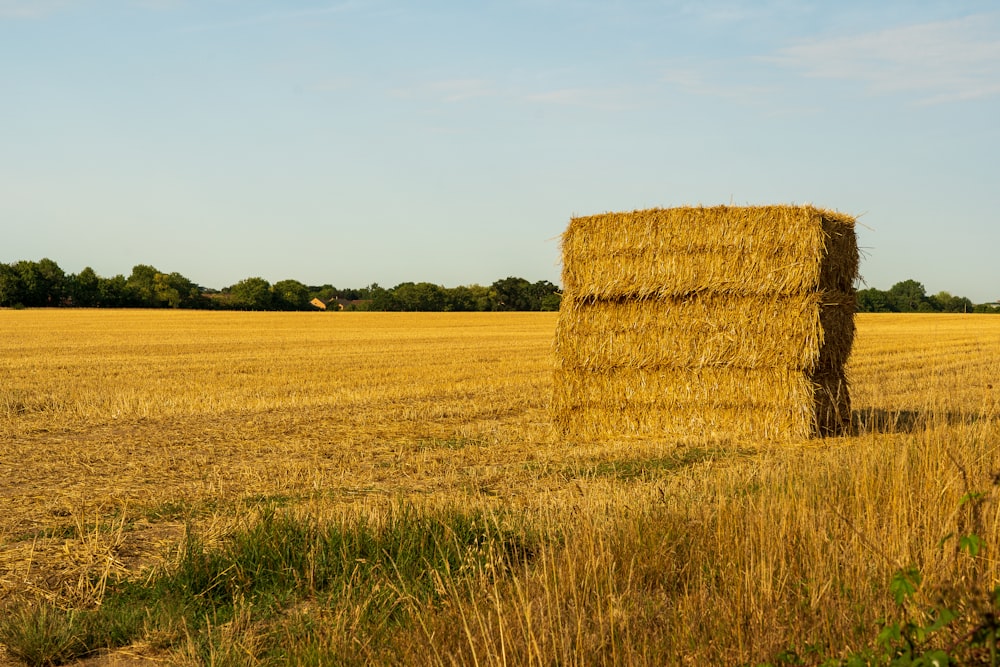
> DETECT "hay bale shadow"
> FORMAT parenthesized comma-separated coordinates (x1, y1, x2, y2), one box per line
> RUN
(851, 408, 992, 435)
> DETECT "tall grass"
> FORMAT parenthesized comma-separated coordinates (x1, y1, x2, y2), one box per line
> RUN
(1, 505, 540, 666)
(401, 419, 1000, 665)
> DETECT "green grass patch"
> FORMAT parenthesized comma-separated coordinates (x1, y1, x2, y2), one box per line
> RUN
(564, 446, 748, 481)
(9, 523, 79, 543)
(0, 504, 541, 666)
(415, 436, 486, 451)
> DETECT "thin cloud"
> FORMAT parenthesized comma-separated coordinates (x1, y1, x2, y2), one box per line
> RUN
(659, 65, 778, 105)
(766, 13, 1000, 104)
(388, 78, 497, 103)
(0, 0, 78, 18)
(428, 79, 496, 103)
(306, 76, 356, 94)
(127, 0, 184, 9)
(181, 1, 370, 33)
(524, 86, 638, 111)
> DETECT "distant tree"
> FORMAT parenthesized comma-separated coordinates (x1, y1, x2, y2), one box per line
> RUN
(366, 284, 394, 311)
(390, 282, 448, 311)
(229, 277, 274, 310)
(273, 279, 311, 310)
(0, 263, 24, 307)
(37, 258, 67, 305)
(445, 285, 478, 311)
(856, 288, 896, 313)
(10, 258, 66, 306)
(530, 280, 561, 311)
(490, 277, 560, 311)
(125, 264, 160, 307)
(930, 291, 973, 313)
(337, 289, 362, 301)
(358, 283, 386, 301)
(492, 277, 533, 311)
(155, 272, 201, 308)
(887, 279, 929, 313)
(309, 284, 340, 303)
(67, 267, 101, 307)
(175, 274, 204, 308)
(98, 274, 129, 307)
(153, 272, 182, 308)
(467, 284, 498, 311)
(539, 291, 562, 311)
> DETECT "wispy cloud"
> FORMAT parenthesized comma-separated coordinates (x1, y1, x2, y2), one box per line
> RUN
(390, 75, 642, 112)
(388, 78, 497, 104)
(126, 0, 184, 10)
(659, 65, 778, 105)
(766, 13, 1000, 104)
(306, 76, 356, 94)
(524, 86, 639, 111)
(428, 79, 496, 103)
(0, 0, 78, 19)
(181, 1, 370, 33)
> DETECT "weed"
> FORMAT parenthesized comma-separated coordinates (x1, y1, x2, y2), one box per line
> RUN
(0, 604, 88, 667)
(757, 459, 1000, 667)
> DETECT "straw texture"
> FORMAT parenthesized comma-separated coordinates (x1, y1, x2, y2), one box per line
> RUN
(553, 204, 858, 442)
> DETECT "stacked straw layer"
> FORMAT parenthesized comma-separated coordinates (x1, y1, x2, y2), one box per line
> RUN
(562, 205, 858, 298)
(553, 367, 850, 441)
(553, 204, 858, 442)
(556, 292, 855, 372)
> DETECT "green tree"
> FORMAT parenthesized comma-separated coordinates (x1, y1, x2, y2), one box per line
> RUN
(10, 259, 66, 306)
(857, 287, 896, 313)
(0, 263, 24, 307)
(492, 277, 533, 311)
(467, 284, 498, 311)
(445, 285, 478, 311)
(273, 279, 311, 311)
(67, 267, 101, 307)
(391, 282, 448, 311)
(125, 264, 160, 307)
(930, 291, 973, 313)
(309, 284, 339, 304)
(366, 284, 394, 311)
(98, 275, 129, 307)
(229, 277, 274, 310)
(36, 258, 66, 305)
(888, 279, 930, 313)
(531, 280, 560, 311)
(153, 272, 182, 308)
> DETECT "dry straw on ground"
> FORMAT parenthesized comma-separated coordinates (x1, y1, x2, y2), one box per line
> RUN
(553, 204, 859, 441)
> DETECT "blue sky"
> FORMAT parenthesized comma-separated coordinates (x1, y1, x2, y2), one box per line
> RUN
(2, 1, 998, 300)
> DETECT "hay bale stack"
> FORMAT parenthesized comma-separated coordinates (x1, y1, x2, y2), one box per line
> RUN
(553, 205, 858, 441)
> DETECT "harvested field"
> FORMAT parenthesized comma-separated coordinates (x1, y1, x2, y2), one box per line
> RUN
(1, 310, 999, 665)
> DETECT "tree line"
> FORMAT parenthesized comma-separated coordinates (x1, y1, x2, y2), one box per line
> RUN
(0, 259, 561, 312)
(2, 259, 996, 314)
(856, 279, 998, 313)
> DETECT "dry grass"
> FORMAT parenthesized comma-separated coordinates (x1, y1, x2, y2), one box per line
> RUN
(1, 310, 999, 665)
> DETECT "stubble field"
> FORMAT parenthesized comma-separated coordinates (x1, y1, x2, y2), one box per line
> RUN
(1, 310, 999, 665)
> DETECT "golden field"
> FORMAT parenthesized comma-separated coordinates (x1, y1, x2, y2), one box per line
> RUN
(1, 310, 999, 665)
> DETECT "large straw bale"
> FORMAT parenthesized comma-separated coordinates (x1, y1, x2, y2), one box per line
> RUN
(552, 366, 849, 440)
(561, 205, 858, 298)
(555, 291, 855, 372)
(553, 204, 858, 442)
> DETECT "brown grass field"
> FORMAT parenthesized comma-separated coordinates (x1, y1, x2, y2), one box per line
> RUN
(1, 310, 999, 665)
